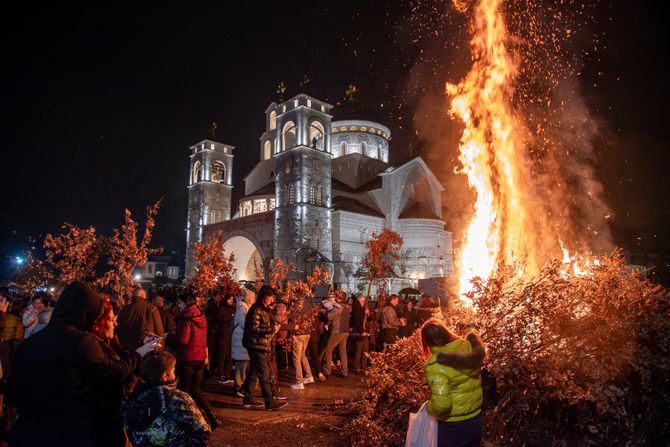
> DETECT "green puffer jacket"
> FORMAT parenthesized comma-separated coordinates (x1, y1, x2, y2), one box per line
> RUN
(425, 334, 484, 422)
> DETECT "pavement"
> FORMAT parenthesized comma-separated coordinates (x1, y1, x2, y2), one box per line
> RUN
(203, 368, 365, 446)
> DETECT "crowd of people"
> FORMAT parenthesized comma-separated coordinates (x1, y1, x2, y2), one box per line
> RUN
(0, 281, 483, 447)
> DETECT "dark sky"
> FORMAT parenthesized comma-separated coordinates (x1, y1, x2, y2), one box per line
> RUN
(1, 1, 669, 272)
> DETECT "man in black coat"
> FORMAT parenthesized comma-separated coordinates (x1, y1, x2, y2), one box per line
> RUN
(117, 286, 164, 351)
(241, 285, 286, 411)
(6, 282, 157, 447)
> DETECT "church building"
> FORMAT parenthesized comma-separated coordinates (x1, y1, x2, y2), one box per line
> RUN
(185, 94, 453, 294)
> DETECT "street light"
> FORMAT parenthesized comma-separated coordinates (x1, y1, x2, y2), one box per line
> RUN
(134, 274, 142, 281)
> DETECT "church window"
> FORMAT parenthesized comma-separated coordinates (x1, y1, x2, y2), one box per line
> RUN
(309, 184, 316, 205)
(282, 121, 297, 150)
(316, 183, 323, 206)
(240, 201, 252, 217)
(288, 183, 295, 205)
(361, 142, 366, 155)
(307, 99, 312, 108)
(294, 99, 299, 107)
(192, 161, 202, 184)
(341, 142, 347, 154)
(253, 199, 267, 214)
(263, 141, 272, 160)
(281, 185, 288, 206)
(340, 126, 347, 132)
(269, 111, 277, 131)
(309, 121, 325, 150)
(285, 159, 292, 174)
(313, 159, 320, 174)
(268, 198, 276, 210)
(212, 161, 226, 183)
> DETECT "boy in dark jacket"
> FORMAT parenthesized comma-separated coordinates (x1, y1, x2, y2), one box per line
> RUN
(121, 351, 211, 447)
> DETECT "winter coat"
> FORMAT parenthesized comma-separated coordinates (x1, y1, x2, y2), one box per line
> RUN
(242, 302, 274, 353)
(213, 302, 236, 339)
(351, 300, 369, 336)
(325, 305, 343, 333)
(22, 306, 52, 339)
(335, 303, 351, 334)
(7, 282, 141, 447)
(167, 304, 208, 362)
(381, 304, 401, 330)
(158, 308, 177, 333)
(121, 382, 211, 447)
(425, 332, 484, 422)
(232, 299, 251, 361)
(117, 297, 164, 351)
(1, 313, 24, 341)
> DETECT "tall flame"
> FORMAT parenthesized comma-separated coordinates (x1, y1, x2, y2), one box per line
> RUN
(449, 0, 535, 299)
(448, 0, 604, 300)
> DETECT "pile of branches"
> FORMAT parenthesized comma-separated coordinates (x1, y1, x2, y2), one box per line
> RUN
(349, 254, 670, 446)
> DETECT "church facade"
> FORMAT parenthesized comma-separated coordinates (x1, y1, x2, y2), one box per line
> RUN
(185, 94, 453, 294)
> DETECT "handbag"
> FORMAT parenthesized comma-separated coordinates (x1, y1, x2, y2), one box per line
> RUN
(481, 367, 497, 409)
(405, 401, 437, 447)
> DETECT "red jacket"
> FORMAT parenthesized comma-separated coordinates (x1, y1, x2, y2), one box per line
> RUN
(168, 304, 208, 362)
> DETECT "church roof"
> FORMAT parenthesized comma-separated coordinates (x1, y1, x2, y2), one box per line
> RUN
(245, 182, 275, 197)
(304, 250, 332, 263)
(331, 176, 382, 194)
(332, 195, 384, 217)
(399, 202, 441, 220)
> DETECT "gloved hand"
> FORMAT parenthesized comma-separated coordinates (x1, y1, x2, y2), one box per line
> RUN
(135, 339, 161, 357)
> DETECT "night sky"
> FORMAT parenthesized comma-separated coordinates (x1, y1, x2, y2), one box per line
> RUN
(2, 1, 669, 275)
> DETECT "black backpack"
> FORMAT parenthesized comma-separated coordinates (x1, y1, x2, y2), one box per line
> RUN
(481, 367, 498, 409)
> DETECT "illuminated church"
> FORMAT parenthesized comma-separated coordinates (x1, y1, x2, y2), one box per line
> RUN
(185, 94, 453, 293)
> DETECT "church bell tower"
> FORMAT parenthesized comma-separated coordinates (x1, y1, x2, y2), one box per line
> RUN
(185, 139, 234, 277)
(273, 94, 333, 278)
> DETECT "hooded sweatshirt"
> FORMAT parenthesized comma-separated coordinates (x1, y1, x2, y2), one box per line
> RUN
(7, 282, 140, 447)
(121, 382, 211, 447)
(167, 303, 208, 362)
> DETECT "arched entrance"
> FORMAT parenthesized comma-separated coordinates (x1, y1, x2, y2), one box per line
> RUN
(223, 236, 262, 281)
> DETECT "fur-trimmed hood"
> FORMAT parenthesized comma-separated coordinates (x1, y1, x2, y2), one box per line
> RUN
(436, 331, 486, 370)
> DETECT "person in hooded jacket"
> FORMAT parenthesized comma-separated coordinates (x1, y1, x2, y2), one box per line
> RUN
(232, 288, 256, 396)
(420, 318, 486, 447)
(6, 282, 159, 447)
(121, 350, 211, 447)
(165, 290, 218, 429)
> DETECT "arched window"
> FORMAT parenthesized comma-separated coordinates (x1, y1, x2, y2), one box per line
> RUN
(361, 142, 366, 155)
(288, 183, 295, 205)
(282, 121, 296, 150)
(341, 142, 347, 155)
(192, 160, 202, 184)
(212, 161, 226, 183)
(309, 184, 316, 205)
(263, 141, 272, 160)
(309, 120, 325, 150)
(269, 111, 277, 131)
(316, 183, 323, 206)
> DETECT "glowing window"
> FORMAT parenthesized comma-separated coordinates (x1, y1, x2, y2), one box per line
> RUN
(212, 161, 226, 183)
(240, 201, 252, 217)
(350, 126, 357, 131)
(307, 99, 312, 108)
(340, 126, 347, 132)
(253, 200, 268, 214)
(282, 121, 297, 150)
(264, 141, 272, 160)
(269, 198, 276, 210)
(269, 111, 277, 131)
(192, 161, 202, 184)
(316, 183, 323, 206)
(309, 121, 325, 150)
(294, 100, 298, 107)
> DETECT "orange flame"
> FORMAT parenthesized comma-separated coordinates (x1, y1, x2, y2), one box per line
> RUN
(448, 0, 600, 301)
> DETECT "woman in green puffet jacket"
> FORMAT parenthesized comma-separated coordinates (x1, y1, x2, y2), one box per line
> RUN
(420, 318, 487, 447)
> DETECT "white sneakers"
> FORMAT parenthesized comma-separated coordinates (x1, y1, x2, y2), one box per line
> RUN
(290, 383, 305, 390)
(303, 376, 315, 384)
(318, 373, 327, 382)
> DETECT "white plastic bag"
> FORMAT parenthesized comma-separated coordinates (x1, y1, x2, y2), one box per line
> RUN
(405, 401, 437, 447)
